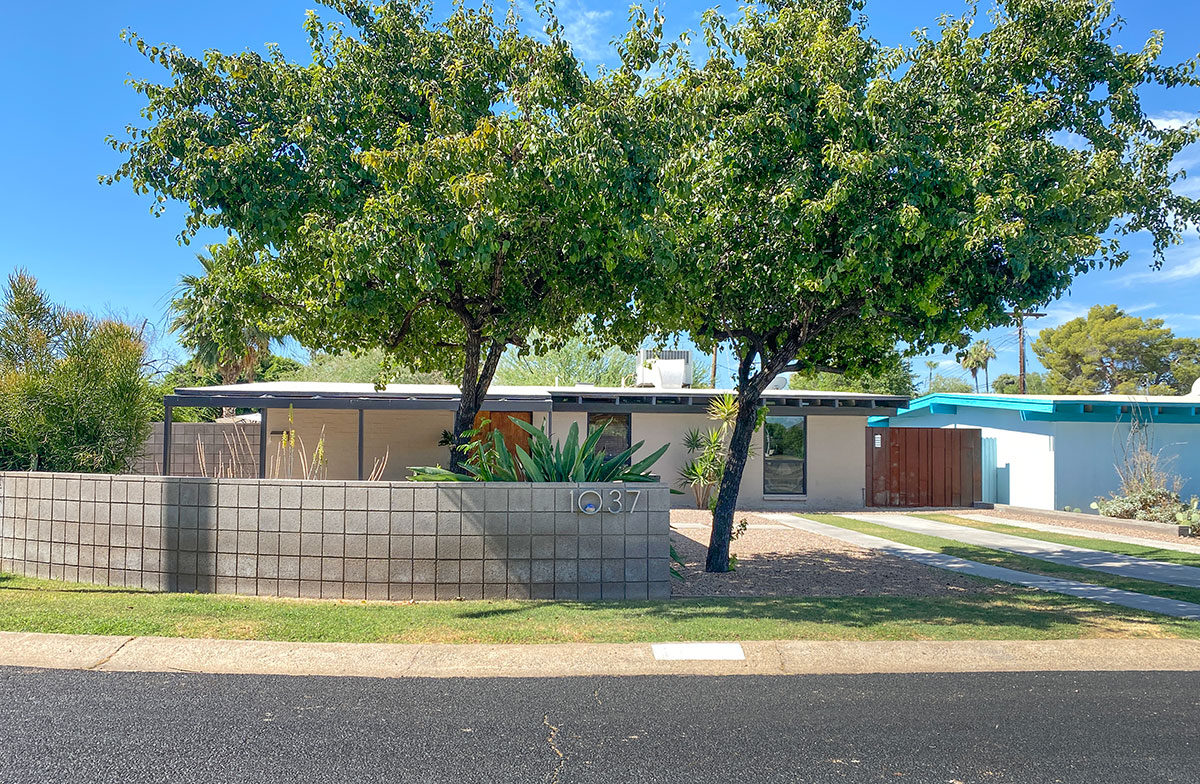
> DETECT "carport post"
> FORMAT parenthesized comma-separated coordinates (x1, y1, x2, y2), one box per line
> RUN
(162, 403, 173, 477)
(258, 408, 268, 479)
(357, 408, 365, 481)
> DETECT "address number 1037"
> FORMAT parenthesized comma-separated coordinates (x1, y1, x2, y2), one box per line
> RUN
(570, 488, 641, 515)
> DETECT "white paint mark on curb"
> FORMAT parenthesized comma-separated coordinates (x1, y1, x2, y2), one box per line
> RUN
(651, 642, 746, 661)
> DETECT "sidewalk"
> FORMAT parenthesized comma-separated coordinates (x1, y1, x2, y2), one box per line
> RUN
(852, 512, 1200, 588)
(4, 631, 1200, 679)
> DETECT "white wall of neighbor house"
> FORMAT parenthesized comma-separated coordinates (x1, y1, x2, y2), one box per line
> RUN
(1052, 421, 1200, 513)
(888, 409, 1058, 510)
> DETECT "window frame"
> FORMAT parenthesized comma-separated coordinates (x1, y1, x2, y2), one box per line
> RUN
(587, 412, 633, 463)
(762, 414, 808, 497)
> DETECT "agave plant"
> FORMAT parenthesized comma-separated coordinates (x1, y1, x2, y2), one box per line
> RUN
(409, 420, 668, 483)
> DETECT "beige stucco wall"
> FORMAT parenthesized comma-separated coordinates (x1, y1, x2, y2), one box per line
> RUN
(631, 411, 867, 510)
(265, 408, 552, 481)
(265, 406, 867, 508)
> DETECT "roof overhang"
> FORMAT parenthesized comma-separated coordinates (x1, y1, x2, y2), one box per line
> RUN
(166, 383, 906, 418)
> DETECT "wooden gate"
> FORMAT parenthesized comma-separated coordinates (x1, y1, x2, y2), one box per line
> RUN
(865, 427, 983, 508)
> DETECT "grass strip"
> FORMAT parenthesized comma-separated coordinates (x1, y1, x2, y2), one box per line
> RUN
(2, 571, 1198, 643)
(803, 514, 1200, 609)
(917, 513, 1200, 569)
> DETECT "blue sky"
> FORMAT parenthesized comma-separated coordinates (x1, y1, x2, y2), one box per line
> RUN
(2, 0, 1198, 386)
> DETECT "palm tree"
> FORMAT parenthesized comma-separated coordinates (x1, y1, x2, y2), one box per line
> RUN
(171, 245, 272, 418)
(958, 340, 998, 393)
(972, 340, 997, 392)
(924, 360, 939, 393)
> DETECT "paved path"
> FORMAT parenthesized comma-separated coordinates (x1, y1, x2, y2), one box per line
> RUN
(9, 631, 1200, 678)
(850, 512, 1200, 588)
(774, 514, 1200, 619)
(962, 512, 1200, 554)
(2, 668, 1198, 783)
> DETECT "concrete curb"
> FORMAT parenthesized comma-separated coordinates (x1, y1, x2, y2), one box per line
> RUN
(4, 632, 1200, 679)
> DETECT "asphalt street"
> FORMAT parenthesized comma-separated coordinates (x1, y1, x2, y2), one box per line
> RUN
(0, 667, 1197, 783)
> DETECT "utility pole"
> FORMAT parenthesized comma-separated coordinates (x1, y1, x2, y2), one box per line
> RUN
(711, 344, 719, 389)
(1012, 312, 1046, 393)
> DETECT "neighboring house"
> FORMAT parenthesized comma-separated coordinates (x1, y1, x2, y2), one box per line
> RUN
(162, 379, 906, 509)
(875, 392, 1200, 512)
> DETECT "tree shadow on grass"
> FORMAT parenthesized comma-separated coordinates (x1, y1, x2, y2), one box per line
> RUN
(456, 592, 1175, 635)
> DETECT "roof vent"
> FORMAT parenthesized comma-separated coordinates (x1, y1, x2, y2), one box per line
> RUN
(636, 349, 693, 389)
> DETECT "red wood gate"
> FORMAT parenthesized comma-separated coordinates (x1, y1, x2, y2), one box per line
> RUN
(865, 427, 983, 508)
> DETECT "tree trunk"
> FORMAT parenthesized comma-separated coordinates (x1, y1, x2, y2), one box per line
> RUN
(706, 386, 765, 572)
(448, 335, 506, 474)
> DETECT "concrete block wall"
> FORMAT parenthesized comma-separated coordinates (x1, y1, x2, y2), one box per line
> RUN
(131, 422, 260, 478)
(0, 473, 671, 601)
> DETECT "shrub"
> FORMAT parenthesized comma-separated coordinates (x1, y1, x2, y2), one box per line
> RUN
(1092, 488, 1187, 525)
(0, 272, 154, 473)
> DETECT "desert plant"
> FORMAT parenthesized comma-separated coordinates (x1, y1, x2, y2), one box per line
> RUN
(676, 395, 764, 510)
(1092, 410, 1190, 524)
(409, 420, 668, 484)
(1177, 498, 1200, 533)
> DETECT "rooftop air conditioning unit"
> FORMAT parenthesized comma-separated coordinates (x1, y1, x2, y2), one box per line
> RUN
(636, 349, 693, 389)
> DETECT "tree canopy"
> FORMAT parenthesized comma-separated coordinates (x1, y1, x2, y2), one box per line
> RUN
(991, 371, 1054, 395)
(1033, 304, 1200, 394)
(108, 0, 655, 469)
(787, 351, 916, 396)
(632, 0, 1200, 570)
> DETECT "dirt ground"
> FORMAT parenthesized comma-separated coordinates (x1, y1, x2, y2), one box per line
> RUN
(669, 509, 1000, 598)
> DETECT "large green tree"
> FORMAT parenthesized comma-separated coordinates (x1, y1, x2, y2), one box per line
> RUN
(1033, 304, 1200, 394)
(636, 0, 1200, 571)
(108, 1, 653, 471)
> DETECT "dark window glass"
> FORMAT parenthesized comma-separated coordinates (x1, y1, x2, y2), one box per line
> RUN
(588, 413, 631, 462)
(764, 416, 806, 495)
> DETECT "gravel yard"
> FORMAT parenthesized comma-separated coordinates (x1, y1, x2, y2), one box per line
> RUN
(669, 509, 1000, 598)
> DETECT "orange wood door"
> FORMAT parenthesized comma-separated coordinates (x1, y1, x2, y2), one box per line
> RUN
(473, 411, 533, 457)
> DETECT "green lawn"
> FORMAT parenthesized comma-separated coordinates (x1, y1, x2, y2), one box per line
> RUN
(804, 514, 1200, 608)
(917, 513, 1200, 569)
(3, 571, 1200, 643)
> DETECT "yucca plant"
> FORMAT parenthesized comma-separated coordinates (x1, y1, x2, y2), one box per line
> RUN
(409, 420, 668, 483)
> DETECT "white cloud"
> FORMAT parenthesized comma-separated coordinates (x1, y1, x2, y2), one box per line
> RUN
(1039, 301, 1092, 327)
(520, 0, 614, 64)
(1150, 111, 1200, 131)
(1126, 302, 1159, 314)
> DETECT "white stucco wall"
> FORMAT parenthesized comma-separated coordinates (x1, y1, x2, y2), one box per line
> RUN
(888, 409, 1057, 510)
(888, 408, 1200, 512)
(1052, 421, 1200, 512)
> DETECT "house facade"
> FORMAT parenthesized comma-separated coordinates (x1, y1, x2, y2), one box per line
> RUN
(163, 382, 907, 509)
(877, 393, 1200, 512)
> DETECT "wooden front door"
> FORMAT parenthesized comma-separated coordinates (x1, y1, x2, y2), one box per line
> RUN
(473, 411, 534, 457)
(865, 427, 983, 508)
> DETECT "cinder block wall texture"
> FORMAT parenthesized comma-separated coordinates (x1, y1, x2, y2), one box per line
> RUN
(0, 473, 671, 601)
(131, 422, 261, 478)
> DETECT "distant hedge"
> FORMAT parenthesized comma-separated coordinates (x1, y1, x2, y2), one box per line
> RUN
(0, 271, 153, 473)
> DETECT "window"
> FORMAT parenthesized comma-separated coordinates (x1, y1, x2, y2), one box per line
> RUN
(588, 413, 631, 462)
(764, 416, 806, 495)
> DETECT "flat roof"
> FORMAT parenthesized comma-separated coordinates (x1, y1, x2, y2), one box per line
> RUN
(167, 382, 907, 416)
(874, 392, 1200, 425)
